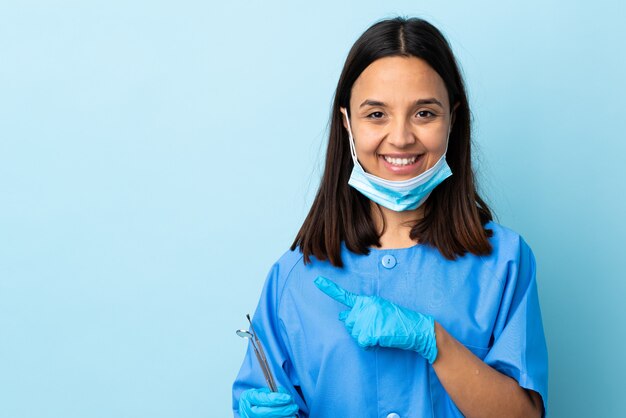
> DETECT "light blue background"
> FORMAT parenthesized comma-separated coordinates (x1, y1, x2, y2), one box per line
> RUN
(1, 1, 624, 417)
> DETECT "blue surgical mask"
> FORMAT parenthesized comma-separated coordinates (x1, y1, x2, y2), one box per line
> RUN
(341, 108, 453, 212)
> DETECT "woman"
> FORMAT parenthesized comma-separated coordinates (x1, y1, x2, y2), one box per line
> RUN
(232, 16, 548, 417)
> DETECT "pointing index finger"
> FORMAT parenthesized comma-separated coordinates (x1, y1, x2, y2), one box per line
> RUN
(314, 276, 357, 308)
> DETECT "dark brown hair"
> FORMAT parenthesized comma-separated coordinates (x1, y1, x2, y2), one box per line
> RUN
(291, 17, 493, 267)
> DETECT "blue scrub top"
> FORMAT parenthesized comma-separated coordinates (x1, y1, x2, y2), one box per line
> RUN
(232, 221, 548, 417)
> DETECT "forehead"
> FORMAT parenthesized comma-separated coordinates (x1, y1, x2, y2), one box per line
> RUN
(351, 56, 449, 108)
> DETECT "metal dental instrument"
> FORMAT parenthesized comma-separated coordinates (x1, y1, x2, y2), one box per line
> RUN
(236, 315, 300, 418)
(246, 314, 278, 392)
(236, 314, 277, 392)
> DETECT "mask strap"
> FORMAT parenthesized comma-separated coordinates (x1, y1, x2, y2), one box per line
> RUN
(442, 122, 452, 156)
(341, 108, 359, 161)
(443, 110, 456, 155)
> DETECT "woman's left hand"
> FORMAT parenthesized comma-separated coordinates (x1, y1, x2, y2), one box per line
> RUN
(314, 276, 438, 364)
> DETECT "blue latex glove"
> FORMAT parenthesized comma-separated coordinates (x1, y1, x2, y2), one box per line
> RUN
(239, 387, 299, 418)
(314, 275, 438, 364)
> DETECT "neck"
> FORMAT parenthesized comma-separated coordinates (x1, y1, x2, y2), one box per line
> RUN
(371, 201, 424, 249)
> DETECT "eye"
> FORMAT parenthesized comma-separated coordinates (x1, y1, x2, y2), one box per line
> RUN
(416, 110, 436, 118)
(366, 111, 385, 119)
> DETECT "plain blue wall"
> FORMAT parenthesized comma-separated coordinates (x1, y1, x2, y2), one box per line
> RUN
(1, 1, 624, 417)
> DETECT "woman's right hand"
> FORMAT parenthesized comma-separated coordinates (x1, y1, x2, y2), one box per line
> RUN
(239, 387, 299, 418)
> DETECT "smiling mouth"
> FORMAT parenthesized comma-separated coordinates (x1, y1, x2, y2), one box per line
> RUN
(381, 154, 422, 166)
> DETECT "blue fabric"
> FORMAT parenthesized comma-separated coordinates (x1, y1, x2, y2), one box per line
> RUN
(232, 221, 548, 417)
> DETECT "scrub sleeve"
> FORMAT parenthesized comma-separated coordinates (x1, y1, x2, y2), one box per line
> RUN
(232, 262, 308, 418)
(483, 238, 549, 417)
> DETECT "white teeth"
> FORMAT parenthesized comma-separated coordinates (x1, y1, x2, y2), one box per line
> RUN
(383, 155, 418, 166)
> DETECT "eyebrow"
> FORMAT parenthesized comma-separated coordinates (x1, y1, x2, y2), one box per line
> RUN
(359, 98, 444, 109)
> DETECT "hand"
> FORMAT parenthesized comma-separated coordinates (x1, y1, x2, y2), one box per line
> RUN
(239, 387, 299, 418)
(314, 275, 438, 364)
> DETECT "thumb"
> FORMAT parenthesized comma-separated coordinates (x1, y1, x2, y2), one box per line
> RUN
(338, 310, 350, 322)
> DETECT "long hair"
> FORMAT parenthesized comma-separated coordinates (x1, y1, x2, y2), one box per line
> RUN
(291, 17, 493, 267)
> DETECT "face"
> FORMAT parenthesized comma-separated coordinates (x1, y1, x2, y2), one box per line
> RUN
(341, 56, 458, 181)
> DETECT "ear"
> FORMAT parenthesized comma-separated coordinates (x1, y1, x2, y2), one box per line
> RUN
(450, 102, 460, 126)
(339, 107, 349, 131)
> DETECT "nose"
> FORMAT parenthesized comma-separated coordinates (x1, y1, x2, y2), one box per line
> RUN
(386, 117, 416, 148)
